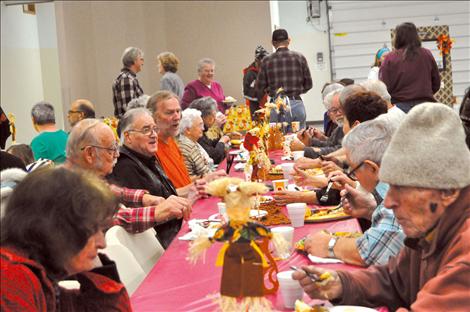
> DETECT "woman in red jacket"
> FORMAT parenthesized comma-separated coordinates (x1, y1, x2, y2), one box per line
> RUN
(1, 168, 131, 311)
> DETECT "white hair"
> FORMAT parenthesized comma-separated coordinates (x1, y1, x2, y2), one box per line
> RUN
(322, 83, 344, 100)
(197, 58, 215, 73)
(339, 85, 366, 107)
(31, 101, 55, 125)
(121, 47, 143, 68)
(119, 107, 153, 143)
(342, 119, 394, 165)
(127, 95, 150, 110)
(66, 119, 102, 161)
(323, 89, 342, 110)
(360, 80, 391, 103)
(179, 108, 202, 134)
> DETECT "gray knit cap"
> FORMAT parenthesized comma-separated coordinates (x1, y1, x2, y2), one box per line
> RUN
(379, 102, 470, 189)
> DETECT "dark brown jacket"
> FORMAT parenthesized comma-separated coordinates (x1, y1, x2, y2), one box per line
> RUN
(336, 186, 470, 311)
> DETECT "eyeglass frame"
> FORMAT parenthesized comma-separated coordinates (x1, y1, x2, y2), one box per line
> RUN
(80, 142, 119, 155)
(68, 110, 83, 115)
(345, 161, 365, 181)
(125, 125, 159, 136)
(327, 107, 342, 115)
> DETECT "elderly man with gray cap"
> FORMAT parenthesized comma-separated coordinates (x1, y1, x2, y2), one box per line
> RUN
(293, 103, 470, 311)
(112, 47, 145, 118)
(256, 28, 312, 129)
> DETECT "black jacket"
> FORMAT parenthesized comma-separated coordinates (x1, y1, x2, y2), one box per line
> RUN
(198, 130, 226, 165)
(107, 145, 181, 248)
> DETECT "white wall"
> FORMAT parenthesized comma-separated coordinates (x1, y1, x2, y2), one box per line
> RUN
(1, 2, 63, 148)
(1, 3, 42, 147)
(276, 0, 332, 122)
(329, 0, 470, 101)
(55, 1, 167, 123)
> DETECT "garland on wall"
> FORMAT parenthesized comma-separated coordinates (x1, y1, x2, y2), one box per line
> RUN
(436, 34, 454, 70)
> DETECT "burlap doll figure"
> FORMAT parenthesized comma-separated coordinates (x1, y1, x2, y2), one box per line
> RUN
(188, 177, 289, 312)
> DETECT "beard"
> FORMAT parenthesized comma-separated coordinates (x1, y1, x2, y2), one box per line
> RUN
(335, 117, 344, 128)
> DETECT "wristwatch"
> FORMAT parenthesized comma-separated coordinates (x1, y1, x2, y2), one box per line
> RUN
(328, 236, 339, 258)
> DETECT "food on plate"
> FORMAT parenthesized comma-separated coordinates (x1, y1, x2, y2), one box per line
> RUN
(294, 236, 307, 253)
(223, 96, 236, 103)
(257, 195, 273, 203)
(231, 139, 242, 146)
(270, 165, 283, 174)
(255, 202, 290, 226)
(305, 205, 350, 222)
(305, 168, 324, 176)
(332, 231, 362, 238)
(295, 300, 330, 312)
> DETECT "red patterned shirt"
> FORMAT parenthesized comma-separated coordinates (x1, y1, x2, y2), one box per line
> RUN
(109, 184, 157, 233)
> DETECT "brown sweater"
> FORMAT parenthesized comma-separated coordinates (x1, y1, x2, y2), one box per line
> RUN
(336, 186, 470, 311)
(380, 48, 441, 104)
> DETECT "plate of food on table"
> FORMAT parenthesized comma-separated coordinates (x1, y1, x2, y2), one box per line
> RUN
(304, 204, 351, 223)
(295, 300, 378, 312)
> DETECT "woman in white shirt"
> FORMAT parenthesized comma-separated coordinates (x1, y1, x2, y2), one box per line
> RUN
(367, 47, 390, 80)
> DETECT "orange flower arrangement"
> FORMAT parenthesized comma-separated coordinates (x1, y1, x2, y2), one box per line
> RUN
(436, 34, 453, 56)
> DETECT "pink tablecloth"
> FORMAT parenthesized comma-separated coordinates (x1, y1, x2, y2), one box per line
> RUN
(131, 150, 364, 311)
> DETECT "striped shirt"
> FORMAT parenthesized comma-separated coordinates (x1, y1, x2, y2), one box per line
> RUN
(177, 135, 212, 178)
(356, 182, 405, 266)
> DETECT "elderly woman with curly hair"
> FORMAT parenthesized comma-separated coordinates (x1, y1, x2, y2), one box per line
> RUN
(0, 168, 131, 311)
(189, 96, 230, 164)
(157, 52, 185, 99)
(177, 108, 227, 181)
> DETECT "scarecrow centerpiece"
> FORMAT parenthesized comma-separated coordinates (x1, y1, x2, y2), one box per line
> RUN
(188, 178, 289, 312)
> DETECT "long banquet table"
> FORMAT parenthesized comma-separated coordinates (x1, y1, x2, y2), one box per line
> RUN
(131, 150, 364, 311)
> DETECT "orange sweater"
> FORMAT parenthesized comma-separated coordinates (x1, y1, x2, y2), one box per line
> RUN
(156, 137, 192, 188)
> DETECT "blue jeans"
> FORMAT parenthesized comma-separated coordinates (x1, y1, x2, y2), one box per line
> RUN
(395, 100, 426, 113)
(269, 99, 306, 131)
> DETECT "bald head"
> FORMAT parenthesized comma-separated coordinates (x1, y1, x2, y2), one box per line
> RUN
(66, 119, 118, 177)
(68, 99, 96, 127)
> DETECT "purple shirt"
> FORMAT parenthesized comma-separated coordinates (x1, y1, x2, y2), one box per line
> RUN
(181, 80, 226, 112)
(379, 48, 440, 104)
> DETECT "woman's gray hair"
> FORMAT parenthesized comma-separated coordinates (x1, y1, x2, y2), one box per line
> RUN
(179, 108, 202, 135)
(197, 58, 215, 73)
(323, 89, 342, 110)
(119, 107, 153, 142)
(339, 85, 366, 107)
(342, 119, 394, 166)
(31, 101, 55, 125)
(122, 47, 143, 68)
(66, 119, 101, 161)
(322, 83, 344, 101)
(360, 80, 392, 103)
(189, 96, 217, 118)
(127, 95, 150, 110)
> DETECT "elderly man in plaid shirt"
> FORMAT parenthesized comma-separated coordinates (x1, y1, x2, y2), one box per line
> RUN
(112, 47, 145, 118)
(256, 28, 313, 129)
(64, 118, 192, 248)
(303, 119, 405, 267)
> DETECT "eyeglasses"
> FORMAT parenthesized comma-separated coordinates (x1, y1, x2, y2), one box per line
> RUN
(68, 110, 82, 115)
(345, 161, 365, 181)
(126, 126, 159, 136)
(328, 107, 341, 114)
(81, 142, 119, 155)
